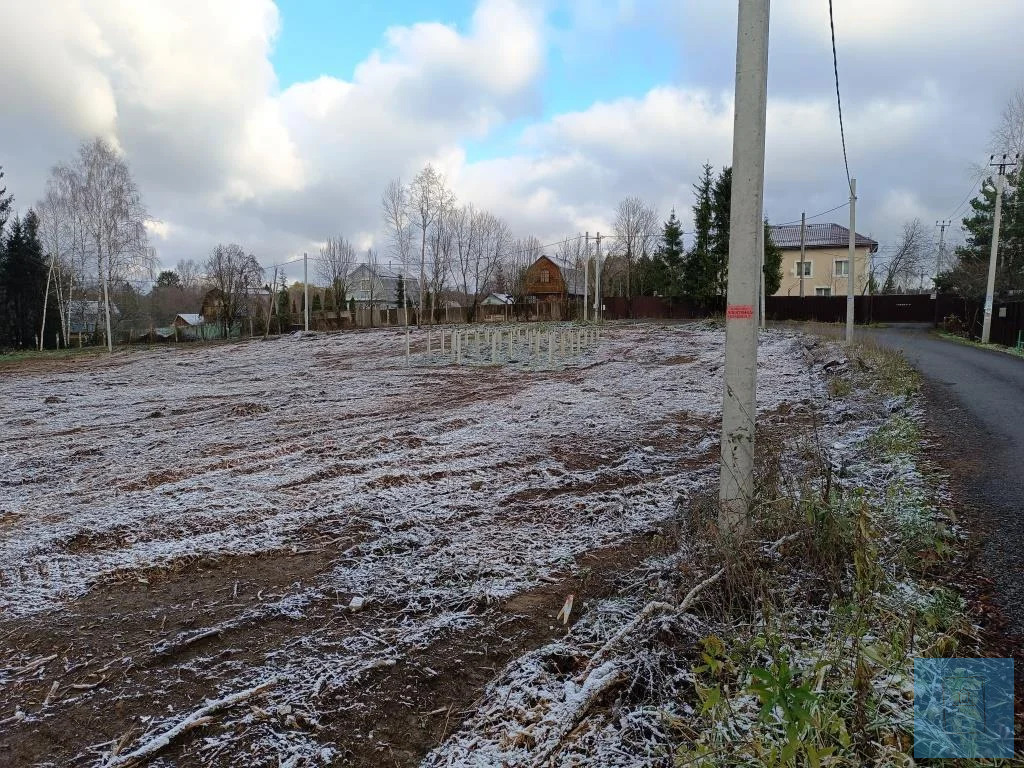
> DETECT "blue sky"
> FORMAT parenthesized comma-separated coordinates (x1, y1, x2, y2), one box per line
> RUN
(271, 0, 680, 161)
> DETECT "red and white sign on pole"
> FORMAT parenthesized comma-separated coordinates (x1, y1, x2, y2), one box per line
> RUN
(726, 304, 755, 320)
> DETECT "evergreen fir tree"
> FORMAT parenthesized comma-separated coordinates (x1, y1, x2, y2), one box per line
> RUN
(634, 252, 656, 295)
(395, 273, 406, 307)
(683, 163, 715, 301)
(311, 292, 322, 312)
(763, 219, 783, 296)
(0, 210, 47, 348)
(0, 166, 13, 238)
(656, 209, 685, 296)
(709, 167, 732, 297)
(938, 173, 1024, 298)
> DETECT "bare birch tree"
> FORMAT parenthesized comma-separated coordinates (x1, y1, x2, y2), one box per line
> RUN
(453, 208, 508, 322)
(37, 177, 71, 348)
(316, 236, 356, 310)
(408, 165, 447, 322)
(205, 244, 264, 338)
(427, 186, 457, 323)
(38, 163, 90, 343)
(877, 218, 928, 293)
(993, 88, 1024, 162)
(365, 247, 380, 328)
(382, 179, 413, 320)
(76, 138, 151, 351)
(176, 259, 202, 289)
(613, 197, 659, 299)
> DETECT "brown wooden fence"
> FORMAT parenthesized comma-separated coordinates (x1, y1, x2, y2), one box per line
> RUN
(594, 293, 1024, 348)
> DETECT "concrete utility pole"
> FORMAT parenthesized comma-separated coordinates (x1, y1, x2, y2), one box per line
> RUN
(845, 179, 856, 343)
(982, 154, 1018, 343)
(935, 220, 950, 289)
(303, 251, 310, 332)
(583, 232, 589, 322)
(594, 232, 603, 321)
(719, 0, 770, 534)
(799, 212, 806, 298)
(758, 219, 766, 327)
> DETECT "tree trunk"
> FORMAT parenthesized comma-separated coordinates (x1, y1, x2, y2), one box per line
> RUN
(40, 255, 55, 351)
(419, 235, 426, 325)
(100, 241, 113, 353)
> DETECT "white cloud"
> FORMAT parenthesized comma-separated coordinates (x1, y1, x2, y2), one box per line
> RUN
(0, 0, 1021, 283)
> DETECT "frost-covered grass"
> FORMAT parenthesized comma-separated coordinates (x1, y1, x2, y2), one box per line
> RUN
(1, 321, 835, 766)
(425, 335, 984, 767)
(0, 322, 807, 618)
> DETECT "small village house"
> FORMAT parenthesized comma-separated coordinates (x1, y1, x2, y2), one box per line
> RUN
(769, 223, 878, 297)
(348, 263, 420, 310)
(524, 255, 585, 320)
(172, 313, 218, 340)
(67, 299, 119, 344)
(480, 292, 514, 322)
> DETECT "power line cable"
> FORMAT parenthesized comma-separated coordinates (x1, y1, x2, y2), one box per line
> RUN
(828, 0, 853, 193)
(775, 201, 850, 226)
(945, 169, 988, 223)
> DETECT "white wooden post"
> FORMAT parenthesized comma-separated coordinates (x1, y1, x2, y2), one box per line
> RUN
(548, 332, 554, 365)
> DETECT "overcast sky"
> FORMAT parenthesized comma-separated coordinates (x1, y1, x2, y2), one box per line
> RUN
(1, 0, 1022, 283)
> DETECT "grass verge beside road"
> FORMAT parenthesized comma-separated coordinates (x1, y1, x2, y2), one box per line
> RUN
(934, 330, 1024, 359)
(429, 333, 1009, 766)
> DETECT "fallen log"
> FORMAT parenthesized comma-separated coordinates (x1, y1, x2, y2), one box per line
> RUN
(102, 677, 279, 767)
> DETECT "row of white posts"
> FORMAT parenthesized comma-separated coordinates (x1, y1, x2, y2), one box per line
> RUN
(404, 325, 601, 367)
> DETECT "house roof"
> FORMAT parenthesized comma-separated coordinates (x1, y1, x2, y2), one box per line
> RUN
(175, 313, 204, 326)
(68, 299, 120, 316)
(482, 292, 514, 305)
(562, 267, 585, 296)
(769, 223, 878, 252)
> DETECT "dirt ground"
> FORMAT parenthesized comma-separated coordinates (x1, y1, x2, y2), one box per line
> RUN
(0, 323, 817, 767)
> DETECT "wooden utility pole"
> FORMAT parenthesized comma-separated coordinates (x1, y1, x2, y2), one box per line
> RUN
(719, 0, 770, 533)
(594, 232, 603, 321)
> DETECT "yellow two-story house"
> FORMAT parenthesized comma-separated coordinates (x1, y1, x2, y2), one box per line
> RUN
(769, 223, 878, 297)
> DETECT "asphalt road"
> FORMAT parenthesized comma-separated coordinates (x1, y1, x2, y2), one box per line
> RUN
(867, 325, 1024, 636)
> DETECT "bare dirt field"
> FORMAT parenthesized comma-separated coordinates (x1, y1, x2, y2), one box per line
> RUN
(1, 322, 829, 767)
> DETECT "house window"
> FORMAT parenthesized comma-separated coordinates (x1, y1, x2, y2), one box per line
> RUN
(815, 287, 831, 297)
(834, 259, 849, 277)
(795, 260, 812, 277)
(540, 268, 550, 284)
